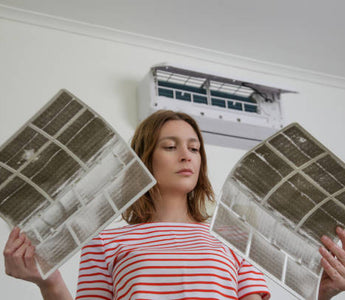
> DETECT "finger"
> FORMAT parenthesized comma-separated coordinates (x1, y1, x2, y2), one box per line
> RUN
(24, 245, 37, 271)
(336, 226, 345, 250)
(320, 246, 345, 277)
(320, 256, 343, 282)
(3, 231, 26, 256)
(11, 236, 31, 264)
(8, 227, 21, 241)
(4, 241, 29, 278)
(321, 235, 345, 263)
(6, 236, 33, 274)
(4, 227, 20, 248)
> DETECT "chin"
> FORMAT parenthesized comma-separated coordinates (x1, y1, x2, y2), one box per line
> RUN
(160, 185, 196, 196)
(179, 184, 198, 195)
(158, 178, 198, 195)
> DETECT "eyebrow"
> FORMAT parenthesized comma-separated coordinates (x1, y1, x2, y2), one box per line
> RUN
(158, 136, 200, 143)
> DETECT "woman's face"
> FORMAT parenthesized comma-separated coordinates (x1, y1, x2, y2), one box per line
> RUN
(152, 120, 201, 197)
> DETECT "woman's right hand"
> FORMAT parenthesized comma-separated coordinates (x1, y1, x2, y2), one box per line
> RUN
(3, 227, 45, 285)
(3, 227, 73, 300)
(4, 227, 72, 300)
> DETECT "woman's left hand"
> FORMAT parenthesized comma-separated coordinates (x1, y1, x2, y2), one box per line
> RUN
(318, 226, 345, 300)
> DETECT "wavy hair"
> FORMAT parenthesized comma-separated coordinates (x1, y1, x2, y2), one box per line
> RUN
(122, 110, 214, 224)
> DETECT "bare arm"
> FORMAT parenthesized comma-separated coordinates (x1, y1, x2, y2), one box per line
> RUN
(3, 227, 73, 300)
(318, 226, 345, 300)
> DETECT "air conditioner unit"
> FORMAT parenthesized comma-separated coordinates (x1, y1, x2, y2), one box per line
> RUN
(137, 65, 296, 150)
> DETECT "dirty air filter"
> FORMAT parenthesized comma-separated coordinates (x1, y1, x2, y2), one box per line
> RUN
(0, 90, 156, 279)
(210, 123, 345, 300)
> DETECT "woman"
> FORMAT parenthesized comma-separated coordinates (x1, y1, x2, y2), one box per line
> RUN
(3, 110, 345, 299)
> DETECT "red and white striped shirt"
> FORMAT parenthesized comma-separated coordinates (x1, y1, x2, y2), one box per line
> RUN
(76, 223, 270, 300)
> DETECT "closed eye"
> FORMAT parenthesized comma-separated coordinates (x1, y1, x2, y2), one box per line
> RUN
(164, 146, 176, 150)
(190, 147, 199, 153)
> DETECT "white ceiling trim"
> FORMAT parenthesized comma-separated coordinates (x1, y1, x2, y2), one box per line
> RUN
(1, 4, 345, 90)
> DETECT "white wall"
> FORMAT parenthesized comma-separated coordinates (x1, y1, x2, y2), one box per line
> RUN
(0, 9, 345, 300)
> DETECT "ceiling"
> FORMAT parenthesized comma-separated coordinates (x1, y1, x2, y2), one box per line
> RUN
(1, 0, 345, 78)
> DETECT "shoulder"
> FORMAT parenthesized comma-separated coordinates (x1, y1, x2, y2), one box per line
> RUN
(80, 223, 137, 248)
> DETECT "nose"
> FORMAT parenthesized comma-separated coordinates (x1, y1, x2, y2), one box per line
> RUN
(179, 146, 192, 162)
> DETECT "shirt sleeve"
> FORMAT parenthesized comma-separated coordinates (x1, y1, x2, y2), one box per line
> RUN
(237, 259, 270, 299)
(76, 235, 114, 300)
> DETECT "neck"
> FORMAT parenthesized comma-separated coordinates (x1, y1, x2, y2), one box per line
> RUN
(151, 191, 194, 223)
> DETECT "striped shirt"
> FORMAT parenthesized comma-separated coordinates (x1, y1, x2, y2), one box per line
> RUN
(76, 223, 270, 300)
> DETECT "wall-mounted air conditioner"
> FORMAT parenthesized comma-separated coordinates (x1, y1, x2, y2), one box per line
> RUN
(137, 65, 296, 150)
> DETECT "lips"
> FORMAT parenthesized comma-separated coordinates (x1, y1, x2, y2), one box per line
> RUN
(176, 168, 194, 175)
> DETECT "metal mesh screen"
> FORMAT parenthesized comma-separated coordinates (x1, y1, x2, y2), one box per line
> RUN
(0, 90, 156, 278)
(211, 123, 345, 299)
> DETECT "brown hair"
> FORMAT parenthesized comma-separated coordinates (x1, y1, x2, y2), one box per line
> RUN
(122, 110, 214, 224)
